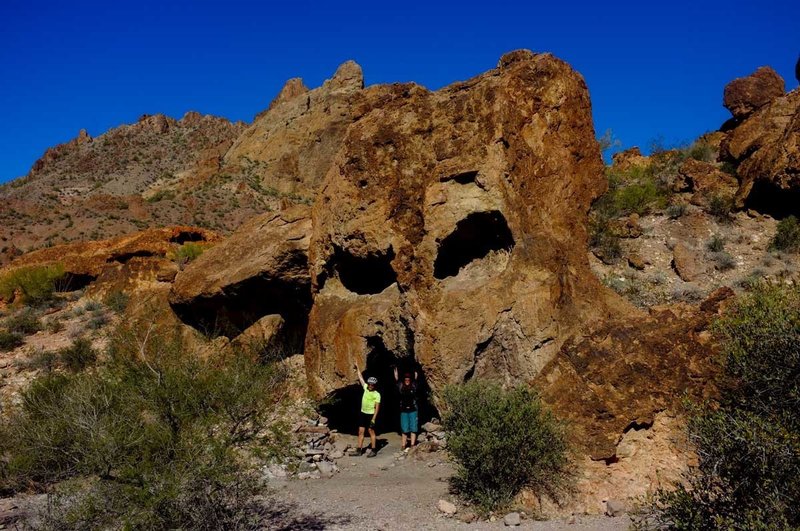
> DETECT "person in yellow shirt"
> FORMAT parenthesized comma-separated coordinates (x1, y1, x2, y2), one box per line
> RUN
(354, 362, 381, 457)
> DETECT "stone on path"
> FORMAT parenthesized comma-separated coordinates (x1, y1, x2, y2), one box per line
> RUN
(504, 512, 521, 526)
(437, 499, 457, 516)
(605, 499, 627, 517)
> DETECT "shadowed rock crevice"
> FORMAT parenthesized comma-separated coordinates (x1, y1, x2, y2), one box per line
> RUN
(327, 246, 397, 295)
(169, 230, 206, 244)
(743, 179, 800, 219)
(55, 272, 97, 292)
(433, 211, 514, 279)
(170, 263, 311, 341)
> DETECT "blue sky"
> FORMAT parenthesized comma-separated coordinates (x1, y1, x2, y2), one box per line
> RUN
(1, 0, 798, 182)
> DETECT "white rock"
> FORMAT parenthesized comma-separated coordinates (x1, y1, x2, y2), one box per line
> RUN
(437, 499, 457, 516)
(504, 512, 521, 526)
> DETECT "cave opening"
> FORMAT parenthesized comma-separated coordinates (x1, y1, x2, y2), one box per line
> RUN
(433, 210, 515, 279)
(54, 272, 96, 293)
(320, 338, 439, 435)
(170, 267, 311, 347)
(744, 180, 800, 219)
(170, 230, 206, 244)
(331, 246, 397, 295)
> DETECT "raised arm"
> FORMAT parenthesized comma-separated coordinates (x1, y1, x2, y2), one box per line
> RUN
(354, 362, 366, 386)
(393, 366, 399, 382)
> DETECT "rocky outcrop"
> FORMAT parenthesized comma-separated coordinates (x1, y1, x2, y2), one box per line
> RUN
(723, 66, 785, 120)
(719, 69, 799, 214)
(538, 288, 731, 459)
(169, 205, 312, 339)
(611, 147, 649, 172)
(304, 50, 631, 402)
(223, 60, 391, 200)
(673, 158, 738, 207)
(1, 226, 217, 302)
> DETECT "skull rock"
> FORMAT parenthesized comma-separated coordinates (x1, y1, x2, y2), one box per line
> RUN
(305, 50, 626, 401)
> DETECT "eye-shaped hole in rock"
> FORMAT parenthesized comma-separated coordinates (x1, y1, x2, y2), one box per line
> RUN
(744, 180, 800, 219)
(318, 337, 439, 435)
(440, 170, 478, 184)
(433, 210, 515, 280)
(331, 246, 397, 295)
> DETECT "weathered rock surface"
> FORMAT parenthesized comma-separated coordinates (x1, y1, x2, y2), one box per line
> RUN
(305, 50, 632, 404)
(672, 242, 707, 282)
(536, 288, 730, 459)
(1, 226, 217, 302)
(170, 205, 312, 338)
(674, 158, 738, 207)
(723, 66, 785, 120)
(611, 147, 649, 172)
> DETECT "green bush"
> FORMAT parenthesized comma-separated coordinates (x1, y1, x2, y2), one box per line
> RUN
(0, 320, 290, 528)
(639, 283, 800, 529)
(771, 215, 800, 253)
(4, 308, 42, 335)
(0, 264, 65, 305)
(442, 381, 570, 513)
(708, 194, 734, 222)
(686, 142, 715, 163)
(707, 234, 726, 253)
(0, 330, 23, 352)
(103, 291, 129, 315)
(589, 216, 623, 264)
(666, 203, 688, 219)
(59, 338, 97, 372)
(175, 242, 204, 263)
(17, 350, 58, 372)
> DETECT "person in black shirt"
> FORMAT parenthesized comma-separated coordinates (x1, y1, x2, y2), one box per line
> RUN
(393, 366, 419, 450)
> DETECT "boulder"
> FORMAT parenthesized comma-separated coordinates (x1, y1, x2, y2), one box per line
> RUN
(611, 147, 650, 172)
(437, 499, 457, 516)
(304, 50, 631, 400)
(721, 89, 800, 211)
(169, 206, 312, 338)
(674, 159, 738, 207)
(605, 499, 627, 517)
(723, 66, 785, 120)
(504, 512, 522, 526)
(672, 243, 706, 282)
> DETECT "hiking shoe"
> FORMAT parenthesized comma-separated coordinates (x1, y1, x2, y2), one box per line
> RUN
(366, 449, 377, 458)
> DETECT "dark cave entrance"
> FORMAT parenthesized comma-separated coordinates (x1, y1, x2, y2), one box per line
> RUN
(324, 246, 397, 295)
(320, 338, 439, 435)
(433, 210, 515, 279)
(54, 272, 96, 293)
(744, 180, 800, 219)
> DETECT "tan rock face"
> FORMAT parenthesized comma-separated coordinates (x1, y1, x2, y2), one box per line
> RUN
(223, 61, 391, 200)
(674, 158, 738, 207)
(304, 50, 627, 402)
(611, 147, 649, 172)
(169, 205, 312, 340)
(723, 66, 785, 120)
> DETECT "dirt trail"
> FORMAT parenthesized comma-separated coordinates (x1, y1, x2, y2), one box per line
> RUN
(269, 432, 631, 530)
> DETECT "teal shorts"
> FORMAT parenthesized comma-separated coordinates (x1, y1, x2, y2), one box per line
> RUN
(400, 410, 418, 433)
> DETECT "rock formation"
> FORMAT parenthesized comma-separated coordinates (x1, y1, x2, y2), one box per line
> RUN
(303, 50, 631, 402)
(719, 68, 800, 214)
(723, 66, 785, 120)
(170, 205, 312, 341)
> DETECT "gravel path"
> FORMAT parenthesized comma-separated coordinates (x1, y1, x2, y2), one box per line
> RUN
(268, 432, 631, 530)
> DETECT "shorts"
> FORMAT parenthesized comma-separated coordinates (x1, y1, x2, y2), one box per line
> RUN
(400, 410, 418, 434)
(358, 412, 374, 429)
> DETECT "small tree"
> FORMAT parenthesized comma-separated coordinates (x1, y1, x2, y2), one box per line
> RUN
(442, 381, 570, 513)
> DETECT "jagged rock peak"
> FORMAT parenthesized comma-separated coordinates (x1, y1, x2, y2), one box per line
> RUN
(326, 60, 364, 92)
(269, 77, 310, 110)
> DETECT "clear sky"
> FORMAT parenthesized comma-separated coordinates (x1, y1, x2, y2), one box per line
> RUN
(1, 0, 798, 182)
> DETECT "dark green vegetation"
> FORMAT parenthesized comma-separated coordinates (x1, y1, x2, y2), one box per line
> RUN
(639, 283, 800, 530)
(771, 215, 800, 253)
(0, 320, 291, 529)
(442, 381, 570, 514)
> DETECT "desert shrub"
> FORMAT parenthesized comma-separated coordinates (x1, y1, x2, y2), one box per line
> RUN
(707, 234, 725, 253)
(708, 194, 734, 222)
(686, 142, 715, 163)
(589, 216, 623, 264)
(771, 215, 800, 253)
(639, 283, 800, 529)
(175, 242, 204, 263)
(0, 264, 65, 306)
(82, 300, 102, 312)
(0, 320, 289, 528)
(666, 203, 688, 219)
(59, 338, 97, 372)
(442, 381, 570, 513)
(17, 350, 58, 372)
(711, 251, 736, 271)
(103, 291, 129, 315)
(4, 308, 42, 335)
(0, 330, 23, 352)
(87, 313, 109, 330)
